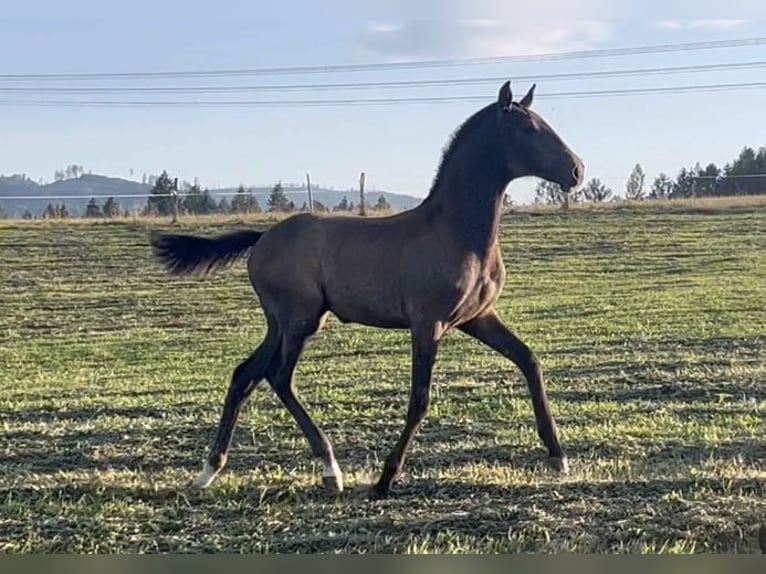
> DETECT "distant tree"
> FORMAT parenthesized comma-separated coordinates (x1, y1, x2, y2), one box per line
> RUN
(693, 162, 721, 196)
(231, 184, 261, 213)
(54, 170, 64, 182)
(624, 163, 646, 200)
(581, 178, 613, 202)
(45, 203, 69, 218)
(143, 170, 176, 216)
(671, 166, 697, 199)
(183, 184, 217, 215)
(719, 146, 766, 195)
(102, 197, 120, 217)
(267, 181, 290, 212)
(218, 197, 231, 213)
(312, 200, 328, 212)
(0, 203, 6, 219)
(373, 194, 391, 211)
(649, 173, 673, 199)
(201, 189, 218, 214)
(534, 180, 568, 204)
(67, 164, 84, 179)
(333, 196, 351, 211)
(84, 198, 102, 218)
(248, 191, 261, 212)
(22, 209, 33, 220)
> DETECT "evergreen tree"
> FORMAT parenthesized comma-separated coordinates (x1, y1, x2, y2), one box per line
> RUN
(267, 182, 290, 212)
(373, 194, 391, 211)
(671, 167, 697, 199)
(231, 184, 260, 213)
(84, 198, 102, 218)
(144, 170, 176, 216)
(102, 197, 120, 217)
(333, 196, 351, 211)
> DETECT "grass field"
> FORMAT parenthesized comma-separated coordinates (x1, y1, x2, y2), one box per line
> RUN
(1, 199, 765, 553)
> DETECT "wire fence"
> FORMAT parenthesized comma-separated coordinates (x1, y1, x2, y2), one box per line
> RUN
(2, 173, 765, 202)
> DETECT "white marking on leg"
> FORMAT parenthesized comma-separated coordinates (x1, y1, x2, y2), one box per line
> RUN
(323, 457, 344, 491)
(192, 460, 219, 490)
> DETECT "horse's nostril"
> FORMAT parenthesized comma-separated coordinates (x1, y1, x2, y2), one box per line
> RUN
(572, 163, 582, 183)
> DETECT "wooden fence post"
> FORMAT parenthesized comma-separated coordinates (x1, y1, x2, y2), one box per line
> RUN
(306, 173, 313, 213)
(359, 171, 366, 216)
(171, 177, 179, 223)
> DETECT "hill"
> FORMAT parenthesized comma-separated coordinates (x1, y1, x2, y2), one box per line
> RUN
(0, 173, 423, 217)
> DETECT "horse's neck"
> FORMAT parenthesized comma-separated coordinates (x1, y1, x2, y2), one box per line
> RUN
(421, 140, 510, 258)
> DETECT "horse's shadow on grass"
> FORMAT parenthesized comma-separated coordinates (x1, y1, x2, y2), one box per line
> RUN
(4, 395, 765, 478)
(3, 473, 763, 553)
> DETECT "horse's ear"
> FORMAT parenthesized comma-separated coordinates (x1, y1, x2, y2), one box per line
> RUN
(498, 81, 512, 110)
(519, 83, 536, 108)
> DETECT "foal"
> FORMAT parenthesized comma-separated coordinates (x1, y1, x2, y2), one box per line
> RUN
(151, 81, 584, 498)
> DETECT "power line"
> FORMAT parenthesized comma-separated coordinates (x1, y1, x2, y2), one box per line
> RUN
(1, 81, 765, 108)
(1, 60, 764, 94)
(692, 173, 766, 179)
(2, 37, 766, 82)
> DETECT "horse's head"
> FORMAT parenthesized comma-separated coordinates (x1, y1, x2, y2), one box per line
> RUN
(496, 81, 584, 192)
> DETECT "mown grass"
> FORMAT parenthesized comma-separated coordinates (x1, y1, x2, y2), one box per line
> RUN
(1, 198, 765, 553)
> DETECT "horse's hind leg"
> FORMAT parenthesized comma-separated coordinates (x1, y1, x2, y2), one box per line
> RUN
(192, 319, 280, 489)
(267, 314, 344, 494)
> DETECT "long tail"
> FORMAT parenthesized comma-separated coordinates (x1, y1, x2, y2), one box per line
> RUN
(150, 229, 263, 276)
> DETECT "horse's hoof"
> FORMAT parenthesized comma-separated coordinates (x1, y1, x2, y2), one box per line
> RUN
(367, 482, 390, 501)
(548, 455, 569, 474)
(322, 475, 344, 495)
(191, 461, 219, 490)
(322, 459, 344, 495)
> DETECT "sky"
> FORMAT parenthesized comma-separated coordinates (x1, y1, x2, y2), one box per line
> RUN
(1, 1, 765, 203)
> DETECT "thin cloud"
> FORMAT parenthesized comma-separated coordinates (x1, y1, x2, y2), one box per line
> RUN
(655, 20, 747, 30)
(358, 20, 612, 61)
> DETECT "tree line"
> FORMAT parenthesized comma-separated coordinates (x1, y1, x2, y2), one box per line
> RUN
(535, 145, 766, 204)
(141, 171, 392, 218)
(4, 144, 763, 218)
(9, 170, 393, 219)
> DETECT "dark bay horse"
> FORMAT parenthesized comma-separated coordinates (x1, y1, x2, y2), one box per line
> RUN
(150, 81, 584, 499)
